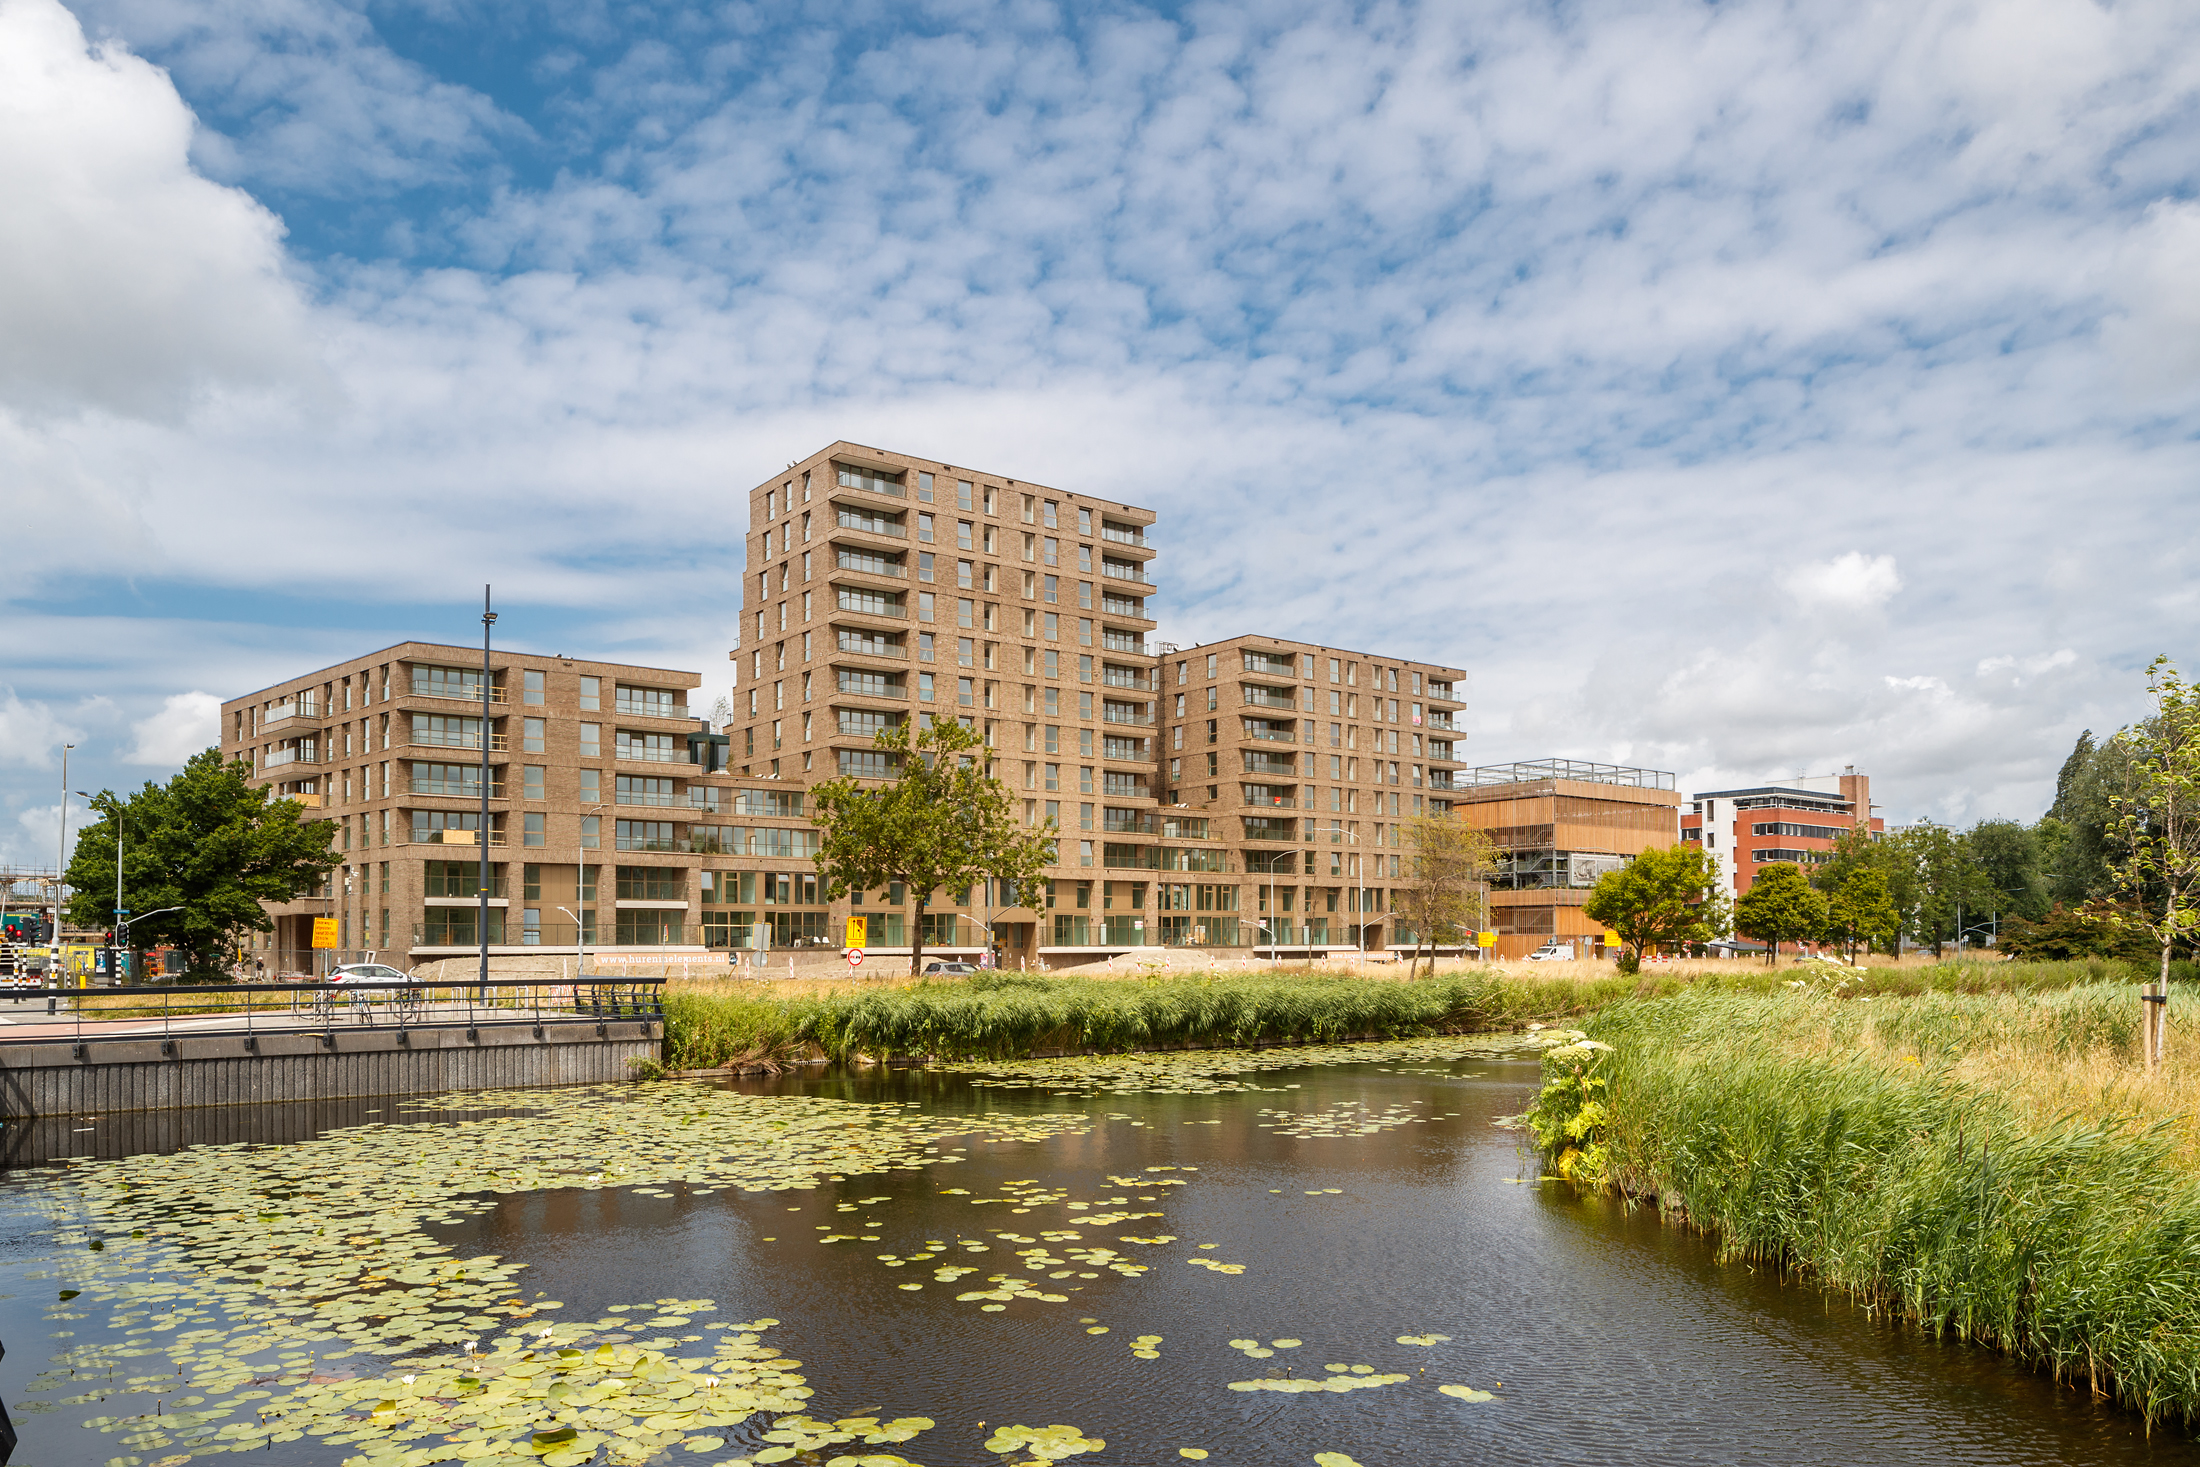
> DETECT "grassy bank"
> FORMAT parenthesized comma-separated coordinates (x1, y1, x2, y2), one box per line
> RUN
(1527, 973, 2200, 1424)
(659, 956, 2143, 1072)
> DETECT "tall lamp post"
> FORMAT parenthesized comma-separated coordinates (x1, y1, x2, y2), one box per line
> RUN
(75, 790, 125, 982)
(51, 742, 74, 980)
(571, 799, 607, 976)
(478, 586, 496, 991)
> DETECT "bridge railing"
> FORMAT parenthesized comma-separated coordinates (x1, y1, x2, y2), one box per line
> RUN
(0, 977, 666, 1048)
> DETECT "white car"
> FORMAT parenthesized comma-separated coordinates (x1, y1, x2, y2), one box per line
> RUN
(329, 963, 411, 983)
(1523, 941, 1577, 962)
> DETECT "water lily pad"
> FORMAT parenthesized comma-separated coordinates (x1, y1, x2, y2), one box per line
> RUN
(1438, 1384, 1495, 1402)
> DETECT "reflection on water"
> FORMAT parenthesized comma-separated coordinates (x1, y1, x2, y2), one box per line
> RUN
(1, 1054, 2193, 1466)
(433, 1059, 2193, 1466)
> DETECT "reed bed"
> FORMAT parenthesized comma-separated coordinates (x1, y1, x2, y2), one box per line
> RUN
(1529, 976, 2200, 1425)
(659, 956, 2131, 1072)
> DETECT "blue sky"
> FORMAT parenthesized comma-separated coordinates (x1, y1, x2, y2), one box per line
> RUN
(5, 0, 2200, 863)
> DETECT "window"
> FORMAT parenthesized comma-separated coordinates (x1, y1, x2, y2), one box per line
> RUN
(917, 471, 934, 502)
(522, 717, 544, 753)
(1043, 575, 1059, 604)
(523, 669, 545, 705)
(524, 765, 545, 800)
(919, 672, 935, 702)
(1079, 655, 1093, 684)
(918, 591, 934, 622)
(616, 775, 675, 806)
(523, 810, 545, 846)
(918, 514, 935, 544)
(957, 520, 974, 550)
(959, 480, 975, 510)
(581, 814, 600, 849)
(958, 559, 973, 589)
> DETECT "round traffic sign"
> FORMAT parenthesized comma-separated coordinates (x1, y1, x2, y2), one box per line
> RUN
(847, 948, 865, 967)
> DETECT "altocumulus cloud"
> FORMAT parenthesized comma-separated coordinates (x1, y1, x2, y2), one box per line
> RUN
(0, 0, 2197, 860)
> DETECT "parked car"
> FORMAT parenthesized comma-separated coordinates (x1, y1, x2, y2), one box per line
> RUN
(922, 961, 980, 975)
(329, 963, 412, 983)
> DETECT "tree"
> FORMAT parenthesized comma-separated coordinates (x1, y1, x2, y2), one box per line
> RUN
(1394, 817, 1496, 978)
(1824, 867, 1899, 964)
(1734, 862, 1827, 964)
(809, 719, 1056, 976)
(1967, 818, 2051, 923)
(2045, 728, 2131, 907)
(66, 749, 340, 978)
(2109, 657, 2200, 992)
(1583, 844, 1732, 975)
(1998, 900, 2160, 962)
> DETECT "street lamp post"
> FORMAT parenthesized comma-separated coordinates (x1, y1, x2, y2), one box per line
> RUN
(52, 743, 74, 979)
(478, 586, 496, 992)
(573, 800, 607, 976)
(76, 790, 125, 981)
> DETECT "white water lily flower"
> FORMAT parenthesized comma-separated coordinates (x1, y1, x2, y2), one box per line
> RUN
(401, 1374, 415, 1384)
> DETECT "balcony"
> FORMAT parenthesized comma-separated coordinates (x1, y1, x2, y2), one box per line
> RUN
(262, 699, 321, 729)
(1101, 703, 1154, 727)
(410, 678, 506, 704)
(834, 510, 908, 540)
(1242, 754, 1297, 777)
(1242, 653, 1297, 678)
(1427, 712, 1456, 730)
(615, 743, 696, 765)
(407, 731, 508, 752)
(614, 695, 687, 721)
(1101, 668, 1153, 692)
(424, 828, 507, 847)
(1103, 780, 1154, 801)
(833, 553, 906, 580)
(1428, 772, 1455, 791)
(1241, 819, 1300, 843)
(1104, 811, 1160, 834)
(1099, 522, 1148, 549)
(1100, 560, 1149, 584)
(1101, 737, 1151, 761)
(1240, 689, 1296, 712)
(1101, 634, 1146, 656)
(1100, 596, 1154, 624)
(262, 746, 324, 768)
(833, 464, 907, 499)
(1242, 721, 1295, 743)
(408, 780, 505, 799)
(832, 593, 907, 622)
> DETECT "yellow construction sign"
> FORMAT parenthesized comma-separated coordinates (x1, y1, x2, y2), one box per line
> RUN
(845, 916, 866, 948)
(1476, 931, 1497, 948)
(311, 918, 339, 949)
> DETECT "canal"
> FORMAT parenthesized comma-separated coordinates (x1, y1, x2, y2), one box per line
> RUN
(0, 1040, 2190, 1465)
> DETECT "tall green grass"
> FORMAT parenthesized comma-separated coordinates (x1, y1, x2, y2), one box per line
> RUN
(1529, 982, 2200, 1425)
(661, 958, 2138, 1072)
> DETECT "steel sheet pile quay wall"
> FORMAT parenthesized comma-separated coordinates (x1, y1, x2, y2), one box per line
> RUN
(0, 979, 663, 1122)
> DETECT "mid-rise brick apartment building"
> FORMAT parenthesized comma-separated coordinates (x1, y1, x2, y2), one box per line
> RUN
(225, 441, 1477, 971)
(729, 443, 1471, 966)
(1680, 769, 1882, 895)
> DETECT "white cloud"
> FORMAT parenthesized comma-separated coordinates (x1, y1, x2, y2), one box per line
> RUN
(1787, 554, 1905, 613)
(0, 0, 317, 422)
(0, 0, 2196, 835)
(0, 687, 83, 769)
(126, 690, 220, 767)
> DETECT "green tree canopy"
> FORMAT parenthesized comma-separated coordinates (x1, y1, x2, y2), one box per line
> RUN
(66, 749, 340, 977)
(1583, 844, 1732, 974)
(808, 719, 1056, 975)
(1824, 866, 1900, 963)
(1734, 862, 1827, 964)
(1394, 817, 1497, 978)
(2109, 656, 2200, 988)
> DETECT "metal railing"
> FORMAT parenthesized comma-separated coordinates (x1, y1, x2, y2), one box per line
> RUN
(0, 977, 666, 1049)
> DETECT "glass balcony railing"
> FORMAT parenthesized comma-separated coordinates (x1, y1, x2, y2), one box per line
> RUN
(1100, 524, 1147, 548)
(1101, 670, 1152, 692)
(262, 746, 323, 768)
(409, 780, 505, 798)
(1102, 704, 1154, 726)
(408, 730, 508, 751)
(1240, 690, 1296, 711)
(1100, 561, 1148, 583)
(1243, 725, 1295, 743)
(411, 678, 505, 703)
(1428, 713, 1456, 730)
(837, 511, 907, 538)
(615, 743, 694, 764)
(263, 698, 319, 726)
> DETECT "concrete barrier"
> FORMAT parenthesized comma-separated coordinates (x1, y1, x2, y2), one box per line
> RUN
(0, 1020, 659, 1124)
